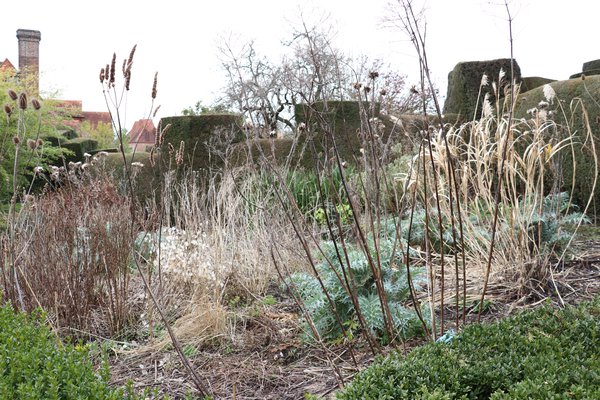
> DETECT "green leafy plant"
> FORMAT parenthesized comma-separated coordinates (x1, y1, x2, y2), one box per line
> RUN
(337, 296, 600, 399)
(288, 225, 429, 344)
(0, 300, 147, 399)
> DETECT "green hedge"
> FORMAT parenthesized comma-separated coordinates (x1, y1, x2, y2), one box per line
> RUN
(337, 297, 600, 399)
(514, 75, 600, 218)
(0, 302, 140, 399)
(159, 113, 244, 172)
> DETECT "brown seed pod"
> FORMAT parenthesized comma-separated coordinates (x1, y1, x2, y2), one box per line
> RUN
(368, 71, 379, 80)
(7, 89, 18, 101)
(31, 98, 41, 110)
(27, 139, 37, 150)
(99, 68, 105, 83)
(4, 104, 12, 116)
(18, 92, 27, 110)
(13, 136, 20, 145)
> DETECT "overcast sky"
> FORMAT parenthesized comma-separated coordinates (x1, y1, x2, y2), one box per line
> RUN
(1, 0, 599, 130)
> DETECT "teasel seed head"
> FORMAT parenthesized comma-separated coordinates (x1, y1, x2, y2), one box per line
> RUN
(31, 98, 41, 110)
(353, 82, 362, 90)
(380, 89, 387, 96)
(368, 71, 379, 80)
(36, 138, 44, 147)
(13, 136, 20, 145)
(105, 64, 110, 82)
(151, 72, 158, 99)
(18, 93, 27, 110)
(364, 86, 371, 93)
(99, 68, 105, 83)
(27, 139, 37, 150)
(4, 104, 12, 117)
(8, 89, 18, 101)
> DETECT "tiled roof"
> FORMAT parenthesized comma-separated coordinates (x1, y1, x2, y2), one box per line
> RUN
(0, 58, 16, 73)
(128, 119, 156, 145)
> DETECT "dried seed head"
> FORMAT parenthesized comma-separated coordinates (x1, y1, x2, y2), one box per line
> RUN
(581, 73, 586, 81)
(31, 98, 41, 110)
(353, 82, 362, 90)
(175, 141, 185, 166)
(127, 44, 137, 70)
(7, 89, 18, 101)
(364, 86, 371, 93)
(151, 72, 158, 99)
(122, 59, 127, 76)
(105, 64, 110, 81)
(158, 123, 171, 147)
(150, 147, 156, 166)
(27, 139, 37, 150)
(18, 92, 27, 110)
(125, 70, 132, 91)
(36, 138, 44, 147)
(99, 68, 105, 83)
(152, 104, 161, 118)
(368, 71, 379, 80)
(13, 136, 20, 145)
(379, 89, 387, 96)
(109, 53, 116, 85)
(4, 104, 12, 117)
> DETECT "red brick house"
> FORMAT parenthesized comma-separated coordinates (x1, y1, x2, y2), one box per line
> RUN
(128, 119, 156, 152)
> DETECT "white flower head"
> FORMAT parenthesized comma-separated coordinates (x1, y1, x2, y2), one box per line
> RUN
(480, 74, 489, 87)
(543, 84, 556, 103)
(498, 68, 506, 82)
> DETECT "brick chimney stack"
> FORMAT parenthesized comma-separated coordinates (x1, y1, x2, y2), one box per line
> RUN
(16, 29, 41, 97)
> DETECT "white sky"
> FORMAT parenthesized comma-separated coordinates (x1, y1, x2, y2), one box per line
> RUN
(1, 0, 599, 130)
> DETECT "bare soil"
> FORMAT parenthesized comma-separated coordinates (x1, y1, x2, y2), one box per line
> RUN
(108, 237, 600, 399)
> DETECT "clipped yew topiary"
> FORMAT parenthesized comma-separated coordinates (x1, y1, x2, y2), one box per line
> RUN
(337, 296, 600, 399)
(443, 59, 522, 119)
(513, 75, 600, 218)
(159, 113, 244, 172)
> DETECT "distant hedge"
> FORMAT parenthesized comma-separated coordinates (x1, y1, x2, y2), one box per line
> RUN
(337, 297, 600, 399)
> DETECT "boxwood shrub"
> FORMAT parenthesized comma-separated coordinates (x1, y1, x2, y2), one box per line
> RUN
(0, 301, 141, 399)
(337, 296, 600, 399)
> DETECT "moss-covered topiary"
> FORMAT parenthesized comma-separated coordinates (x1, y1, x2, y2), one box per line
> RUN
(443, 59, 522, 119)
(513, 75, 600, 218)
(521, 76, 556, 93)
(294, 101, 382, 164)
